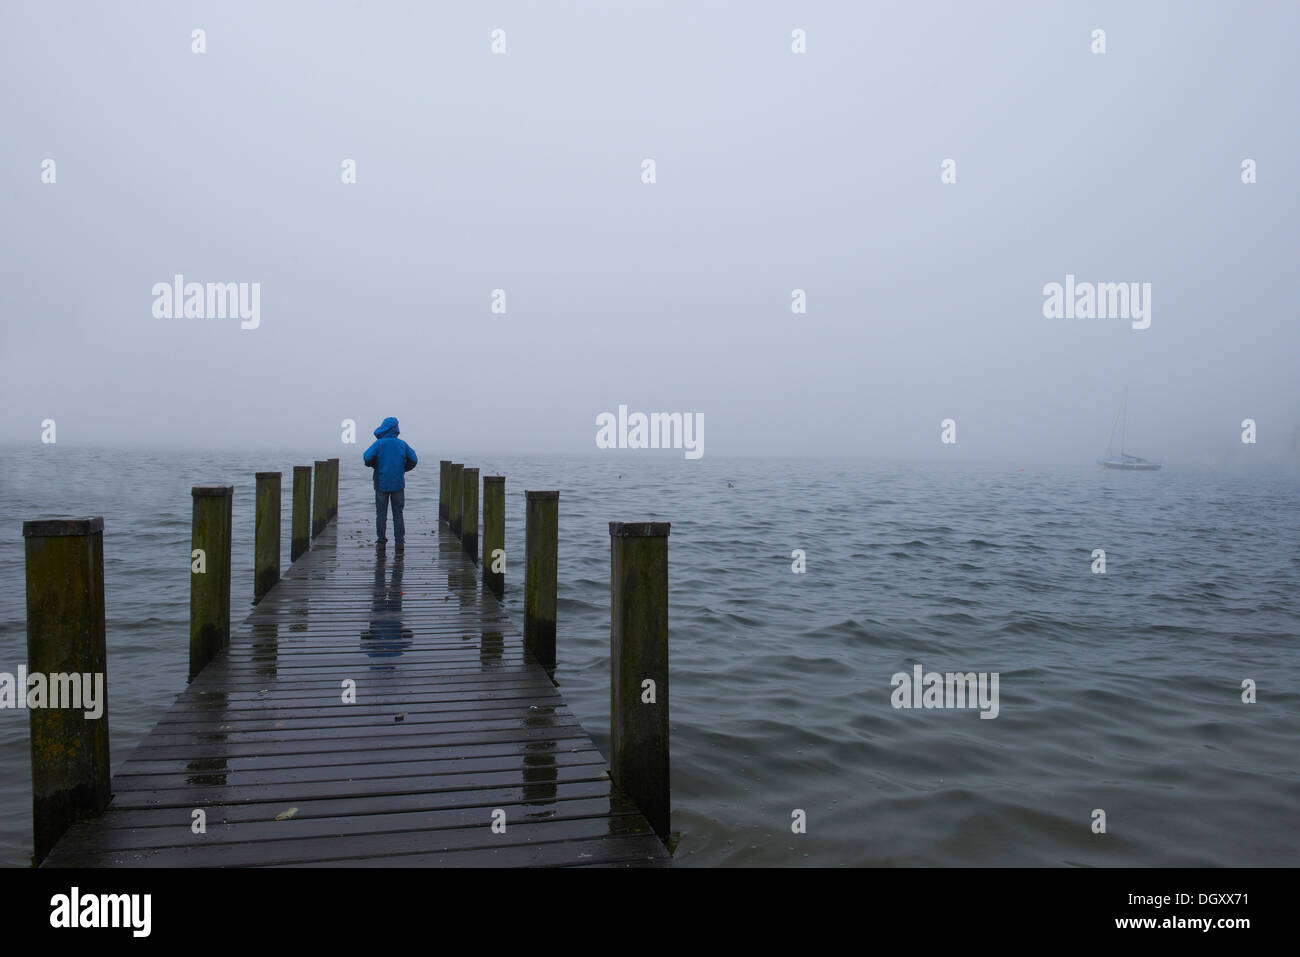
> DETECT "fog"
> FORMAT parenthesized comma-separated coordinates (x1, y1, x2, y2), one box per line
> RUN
(2, 1, 1297, 466)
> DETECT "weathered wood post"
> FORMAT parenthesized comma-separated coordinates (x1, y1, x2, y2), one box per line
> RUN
(291, 465, 311, 561)
(482, 476, 505, 597)
(312, 460, 327, 537)
(327, 457, 340, 521)
(524, 491, 558, 671)
(439, 460, 451, 524)
(449, 464, 464, 539)
(23, 516, 111, 865)
(461, 467, 479, 563)
(609, 521, 670, 840)
(254, 472, 281, 602)
(190, 484, 233, 681)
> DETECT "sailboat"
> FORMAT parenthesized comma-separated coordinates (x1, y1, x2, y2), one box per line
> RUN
(1099, 390, 1161, 471)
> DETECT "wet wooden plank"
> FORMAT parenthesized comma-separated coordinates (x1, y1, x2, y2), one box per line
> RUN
(110, 751, 608, 793)
(286, 833, 673, 868)
(49, 779, 620, 835)
(43, 521, 669, 868)
(100, 762, 614, 810)
(49, 816, 659, 868)
(122, 725, 593, 761)
(45, 795, 648, 859)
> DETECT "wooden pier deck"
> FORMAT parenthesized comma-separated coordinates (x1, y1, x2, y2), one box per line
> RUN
(41, 515, 671, 868)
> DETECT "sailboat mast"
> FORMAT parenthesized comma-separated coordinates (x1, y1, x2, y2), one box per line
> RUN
(1100, 388, 1160, 470)
(1120, 388, 1127, 455)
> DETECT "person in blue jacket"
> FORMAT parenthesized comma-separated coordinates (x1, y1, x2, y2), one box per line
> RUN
(362, 416, 418, 546)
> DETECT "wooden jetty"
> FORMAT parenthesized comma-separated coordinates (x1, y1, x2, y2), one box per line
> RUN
(25, 460, 671, 868)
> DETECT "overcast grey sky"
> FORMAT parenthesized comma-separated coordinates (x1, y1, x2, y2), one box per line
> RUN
(2, 1, 1297, 465)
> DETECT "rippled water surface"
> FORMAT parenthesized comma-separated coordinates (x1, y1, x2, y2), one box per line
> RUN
(2, 446, 1298, 867)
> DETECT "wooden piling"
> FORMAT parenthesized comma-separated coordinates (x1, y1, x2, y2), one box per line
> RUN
(524, 491, 558, 671)
(609, 521, 671, 840)
(461, 467, 479, 563)
(327, 458, 339, 520)
(439, 460, 451, 523)
(449, 464, 463, 539)
(312, 460, 327, 537)
(190, 485, 233, 681)
(254, 472, 281, 602)
(482, 476, 505, 597)
(23, 516, 111, 865)
(291, 465, 311, 561)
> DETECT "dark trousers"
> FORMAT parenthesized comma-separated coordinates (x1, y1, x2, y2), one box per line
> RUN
(375, 488, 405, 542)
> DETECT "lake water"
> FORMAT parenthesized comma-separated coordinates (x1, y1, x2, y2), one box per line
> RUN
(2, 446, 1298, 866)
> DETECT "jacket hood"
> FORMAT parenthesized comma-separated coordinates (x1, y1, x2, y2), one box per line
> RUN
(374, 416, 400, 438)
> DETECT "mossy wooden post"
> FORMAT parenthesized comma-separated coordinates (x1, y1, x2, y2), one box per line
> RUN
(461, 467, 479, 563)
(254, 472, 281, 602)
(23, 516, 110, 865)
(190, 485, 233, 682)
(482, 476, 505, 597)
(312, 460, 327, 537)
(439, 460, 451, 523)
(327, 458, 340, 521)
(291, 465, 311, 561)
(524, 491, 558, 671)
(609, 521, 671, 840)
(449, 464, 464, 539)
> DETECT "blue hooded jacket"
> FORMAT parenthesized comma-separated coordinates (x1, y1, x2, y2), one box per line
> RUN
(363, 417, 417, 492)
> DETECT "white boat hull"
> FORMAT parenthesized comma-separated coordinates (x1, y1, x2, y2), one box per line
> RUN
(1099, 458, 1161, 471)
